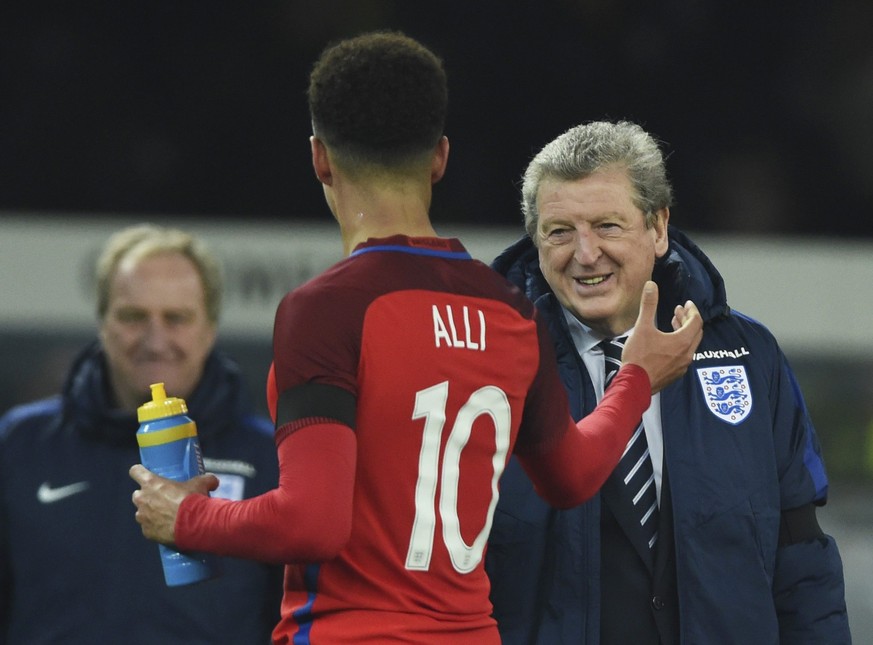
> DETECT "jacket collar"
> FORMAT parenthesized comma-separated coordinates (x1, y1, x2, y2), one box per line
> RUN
(61, 340, 251, 447)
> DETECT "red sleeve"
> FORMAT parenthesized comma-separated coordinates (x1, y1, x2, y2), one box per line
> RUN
(517, 364, 650, 508)
(174, 421, 356, 563)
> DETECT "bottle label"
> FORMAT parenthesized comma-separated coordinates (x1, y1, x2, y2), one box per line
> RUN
(136, 421, 198, 448)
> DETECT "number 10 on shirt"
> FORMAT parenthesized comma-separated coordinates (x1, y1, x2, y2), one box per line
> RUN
(405, 381, 511, 574)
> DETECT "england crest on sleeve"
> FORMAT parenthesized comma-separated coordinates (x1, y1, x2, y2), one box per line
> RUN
(696, 365, 752, 425)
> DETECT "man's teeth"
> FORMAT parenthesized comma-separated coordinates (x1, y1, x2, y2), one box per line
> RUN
(577, 276, 607, 286)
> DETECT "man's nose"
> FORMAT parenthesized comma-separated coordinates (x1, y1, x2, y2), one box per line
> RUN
(142, 318, 171, 351)
(573, 231, 601, 265)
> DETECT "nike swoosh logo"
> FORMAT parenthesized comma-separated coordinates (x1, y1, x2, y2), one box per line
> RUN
(37, 481, 91, 504)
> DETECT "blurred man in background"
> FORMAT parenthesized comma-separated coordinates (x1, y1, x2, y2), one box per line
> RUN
(0, 224, 282, 644)
(485, 120, 850, 644)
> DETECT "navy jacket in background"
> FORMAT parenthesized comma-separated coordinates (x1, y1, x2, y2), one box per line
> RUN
(0, 343, 282, 645)
(485, 227, 851, 644)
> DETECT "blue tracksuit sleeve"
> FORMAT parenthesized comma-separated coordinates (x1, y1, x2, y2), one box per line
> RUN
(774, 536, 850, 643)
(769, 349, 850, 642)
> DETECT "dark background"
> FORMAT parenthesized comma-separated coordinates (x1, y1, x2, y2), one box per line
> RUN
(2, 0, 872, 236)
(3, 5, 873, 633)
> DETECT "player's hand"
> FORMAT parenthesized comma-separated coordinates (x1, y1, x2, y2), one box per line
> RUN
(622, 281, 703, 393)
(129, 465, 219, 545)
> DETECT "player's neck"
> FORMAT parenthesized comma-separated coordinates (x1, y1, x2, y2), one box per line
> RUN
(334, 183, 438, 256)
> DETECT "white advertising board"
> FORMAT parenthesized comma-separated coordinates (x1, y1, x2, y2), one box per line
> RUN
(2, 213, 871, 357)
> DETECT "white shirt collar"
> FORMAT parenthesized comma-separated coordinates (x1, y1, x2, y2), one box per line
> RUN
(561, 308, 633, 354)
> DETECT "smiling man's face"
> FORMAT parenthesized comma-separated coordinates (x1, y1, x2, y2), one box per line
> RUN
(100, 252, 217, 411)
(535, 167, 669, 337)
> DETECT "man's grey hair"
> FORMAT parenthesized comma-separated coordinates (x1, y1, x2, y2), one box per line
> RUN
(521, 120, 674, 240)
(95, 223, 223, 323)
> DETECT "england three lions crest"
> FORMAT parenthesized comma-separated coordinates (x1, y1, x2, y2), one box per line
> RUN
(696, 366, 752, 425)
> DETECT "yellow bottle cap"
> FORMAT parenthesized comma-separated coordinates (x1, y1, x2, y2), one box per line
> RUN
(137, 382, 189, 422)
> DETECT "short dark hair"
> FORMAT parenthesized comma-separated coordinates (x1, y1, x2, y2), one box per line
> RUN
(308, 31, 447, 170)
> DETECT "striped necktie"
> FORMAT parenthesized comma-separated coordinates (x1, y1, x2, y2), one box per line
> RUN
(600, 336, 659, 550)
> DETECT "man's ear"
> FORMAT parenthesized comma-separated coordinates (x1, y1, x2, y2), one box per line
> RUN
(431, 136, 450, 184)
(652, 207, 670, 258)
(311, 136, 333, 186)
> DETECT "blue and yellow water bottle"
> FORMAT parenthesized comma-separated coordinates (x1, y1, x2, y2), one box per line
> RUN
(136, 382, 215, 586)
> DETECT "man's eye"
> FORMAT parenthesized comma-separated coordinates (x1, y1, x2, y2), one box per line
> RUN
(165, 312, 193, 326)
(547, 228, 572, 241)
(116, 310, 146, 323)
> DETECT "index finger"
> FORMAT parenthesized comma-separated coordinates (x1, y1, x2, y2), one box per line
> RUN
(672, 298, 699, 327)
(676, 301, 701, 330)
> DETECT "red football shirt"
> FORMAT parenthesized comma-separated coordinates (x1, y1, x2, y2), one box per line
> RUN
(269, 235, 571, 642)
